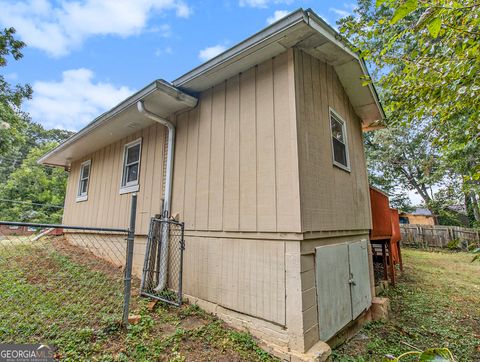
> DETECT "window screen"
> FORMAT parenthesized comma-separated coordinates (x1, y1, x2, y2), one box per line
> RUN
(330, 110, 349, 169)
(122, 140, 141, 188)
(77, 160, 91, 198)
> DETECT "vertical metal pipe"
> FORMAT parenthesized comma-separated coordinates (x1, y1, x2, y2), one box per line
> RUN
(177, 222, 185, 306)
(123, 193, 137, 325)
(137, 100, 174, 292)
(140, 217, 154, 292)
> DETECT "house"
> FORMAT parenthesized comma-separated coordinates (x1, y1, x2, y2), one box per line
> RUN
(39, 9, 385, 361)
(0, 224, 37, 236)
(399, 208, 437, 225)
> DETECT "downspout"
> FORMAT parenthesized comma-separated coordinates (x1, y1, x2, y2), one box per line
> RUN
(137, 100, 174, 292)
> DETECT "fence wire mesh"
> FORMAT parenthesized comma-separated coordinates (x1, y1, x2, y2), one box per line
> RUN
(140, 218, 185, 306)
(0, 221, 132, 350)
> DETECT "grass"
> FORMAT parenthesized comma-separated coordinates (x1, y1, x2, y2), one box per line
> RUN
(3, 239, 478, 361)
(0, 238, 278, 361)
(332, 248, 480, 361)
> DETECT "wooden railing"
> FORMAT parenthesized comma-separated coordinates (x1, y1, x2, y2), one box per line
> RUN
(400, 224, 480, 250)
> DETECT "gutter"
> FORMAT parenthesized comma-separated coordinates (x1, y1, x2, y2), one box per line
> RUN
(38, 80, 197, 166)
(172, 8, 307, 87)
(137, 100, 174, 293)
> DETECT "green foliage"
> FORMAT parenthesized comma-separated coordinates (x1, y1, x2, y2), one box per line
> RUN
(383, 348, 455, 361)
(338, 0, 480, 222)
(334, 249, 480, 360)
(445, 239, 460, 250)
(472, 248, 480, 263)
(0, 143, 68, 223)
(342, 0, 480, 152)
(0, 27, 73, 223)
(0, 27, 32, 108)
(365, 120, 439, 210)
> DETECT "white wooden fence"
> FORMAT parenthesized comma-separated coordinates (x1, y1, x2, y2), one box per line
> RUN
(400, 224, 480, 250)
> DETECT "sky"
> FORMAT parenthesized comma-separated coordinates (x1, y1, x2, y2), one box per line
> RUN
(0, 0, 358, 131)
(0, 0, 425, 204)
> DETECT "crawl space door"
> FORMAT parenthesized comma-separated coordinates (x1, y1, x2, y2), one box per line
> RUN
(315, 239, 372, 341)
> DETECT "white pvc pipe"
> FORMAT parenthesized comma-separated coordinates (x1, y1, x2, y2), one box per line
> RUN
(137, 100, 174, 292)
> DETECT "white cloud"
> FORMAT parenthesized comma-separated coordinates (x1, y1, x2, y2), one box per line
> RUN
(198, 44, 227, 62)
(155, 46, 173, 56)
(329, 3, 357, 20)
(148, 24, 172, 37)
(239, 0, 293, 8)
(26, 69, 133, 130)
(266, 10, 290, 25)
(329, 8, 350, 18)
(0, 0, 192, 57)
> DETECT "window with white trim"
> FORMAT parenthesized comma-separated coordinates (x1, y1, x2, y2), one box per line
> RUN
(330, 108, 350, 171)
(76, 160, 91, 201)
(120, 138, 141, 194)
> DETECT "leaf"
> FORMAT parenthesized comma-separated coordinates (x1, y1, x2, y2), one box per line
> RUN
(427, 17, 442, 38)
(419, 348, 455, 361)
(390, 0, 418, 25)
(376, 0, 387, 7)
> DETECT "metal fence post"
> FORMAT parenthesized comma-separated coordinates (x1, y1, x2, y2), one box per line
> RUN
(123, 193, 137, 326)
(177, 222, 185, 306)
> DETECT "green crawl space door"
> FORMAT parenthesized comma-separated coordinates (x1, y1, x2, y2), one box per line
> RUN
(315, 239, 372, 341)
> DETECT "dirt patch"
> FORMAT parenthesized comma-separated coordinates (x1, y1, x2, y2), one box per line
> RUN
(52, 237, 124, 280)
(179, 316, 209, 330)
(12, 250, 62, 284)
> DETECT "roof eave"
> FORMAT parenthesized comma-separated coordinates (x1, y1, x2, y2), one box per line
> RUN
(38, 80, 197, 166)
(173, 8, 307, 87)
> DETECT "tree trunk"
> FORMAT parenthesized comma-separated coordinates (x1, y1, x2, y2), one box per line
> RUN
(470, 192, 480, 222)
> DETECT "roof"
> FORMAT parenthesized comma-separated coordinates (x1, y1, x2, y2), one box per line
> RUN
(40, 8, 385, 167)
(173, 8, 384, 127)
(38, 80, 198, 167)
(414, 208, 433, 216)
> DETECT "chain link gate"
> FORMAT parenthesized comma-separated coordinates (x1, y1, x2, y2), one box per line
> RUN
(140, 217, 185, 306)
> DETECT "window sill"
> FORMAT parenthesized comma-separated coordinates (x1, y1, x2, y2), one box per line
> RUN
(333, 161, 351, 173)
(119, 184, 139, 195)
(76, 195, 88, 202)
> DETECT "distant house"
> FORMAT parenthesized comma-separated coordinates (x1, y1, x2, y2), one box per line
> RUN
(39, 9, 385, 361)
(0, 224, 37, 236)
(399, 208, 437, 225)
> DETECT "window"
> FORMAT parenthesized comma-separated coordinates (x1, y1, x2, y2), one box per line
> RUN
(329, 108, 350, 171)
(120, 138, 142, 194)
(76, 160, 91, 202)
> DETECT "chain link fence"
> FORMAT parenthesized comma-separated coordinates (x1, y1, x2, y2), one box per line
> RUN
(0, 195, 137, 356)
(140, 217, 185, 306)
(0, 222, 132, 345)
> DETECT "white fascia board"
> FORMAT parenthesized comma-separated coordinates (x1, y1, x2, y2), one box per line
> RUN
(172, 8, 307, 88)
(38, 80, 197, 167)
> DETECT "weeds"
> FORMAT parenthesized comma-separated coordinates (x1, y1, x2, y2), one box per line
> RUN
(0, 244, 277, 361)
(333, 249, 480, 361)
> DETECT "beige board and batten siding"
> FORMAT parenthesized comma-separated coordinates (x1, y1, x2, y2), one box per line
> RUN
(63, 123, 167, 235)
(294, 49, 371, 233)
(169, 50, 300, 326)
(171, 49, 302, 234)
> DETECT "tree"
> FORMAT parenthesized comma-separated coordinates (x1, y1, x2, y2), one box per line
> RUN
(0, 143, 68, 223)
(0, 27, 73, 187)
(365, 120, 442, 209)
(338, 0, 479, 224)
(0, 27, 32, 172)
(339, 0, 479, 148)
(0, 27, 32, 107)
